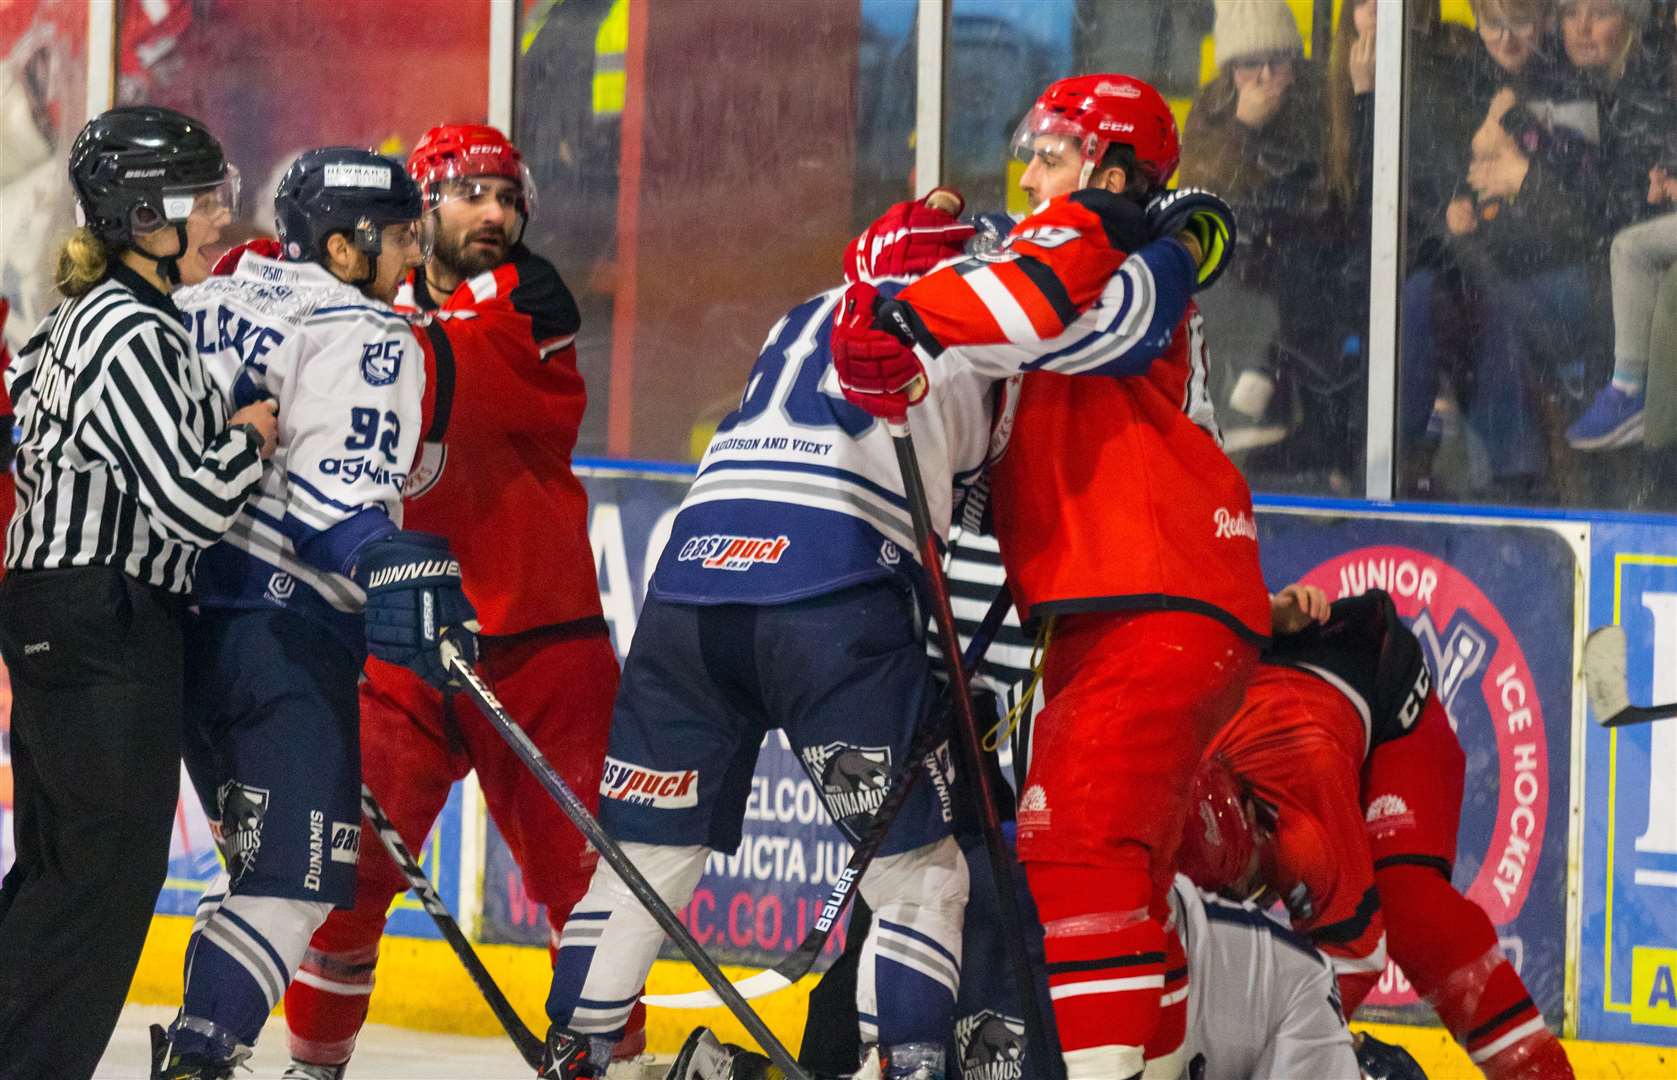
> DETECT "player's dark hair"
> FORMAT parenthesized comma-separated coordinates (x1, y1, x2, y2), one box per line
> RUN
(1097, 143, 1156, 198)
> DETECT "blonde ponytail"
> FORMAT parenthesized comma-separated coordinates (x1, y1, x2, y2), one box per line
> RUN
(55, 227, 109, 298)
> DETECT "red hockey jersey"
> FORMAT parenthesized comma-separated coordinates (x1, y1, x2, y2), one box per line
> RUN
(399, 247, 603, 637)
(896, 190, 1271, 643)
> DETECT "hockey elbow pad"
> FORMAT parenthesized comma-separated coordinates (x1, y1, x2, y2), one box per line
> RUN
(1144, 187, 1236, 291)
(354, 530, 479, 688)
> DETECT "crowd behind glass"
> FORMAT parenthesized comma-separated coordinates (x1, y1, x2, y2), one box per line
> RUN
(4, 0, 1675, 512)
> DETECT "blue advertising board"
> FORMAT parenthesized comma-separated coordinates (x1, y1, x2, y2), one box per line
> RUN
(1578, 519, 1677, 1044)
(1258, 508, 1579, 1026)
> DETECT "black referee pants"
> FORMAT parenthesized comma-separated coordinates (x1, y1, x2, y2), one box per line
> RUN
(0, 567, 187, 1080)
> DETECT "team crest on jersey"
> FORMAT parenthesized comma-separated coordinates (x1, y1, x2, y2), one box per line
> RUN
(800, 742, 892, 831)
(1016, 784, 1050, 835)
(216, 781, 271, 885)
(676, 533, 791, 572)
(1364, 793, 1416, 837)
(956, 1010, 1025, 1079)
(359, 340, 403, 386)
(600, 757, 699, 808)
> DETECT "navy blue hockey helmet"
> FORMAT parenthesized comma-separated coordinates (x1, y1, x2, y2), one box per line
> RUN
(274, 147, 427, 265)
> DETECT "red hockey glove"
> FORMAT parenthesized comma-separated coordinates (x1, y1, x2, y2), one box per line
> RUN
(831, 282, 927, 423)
(844, 187, 976, 285)
(211, 237, 284, 276)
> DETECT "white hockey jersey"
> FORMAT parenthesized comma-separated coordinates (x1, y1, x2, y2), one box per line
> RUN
(648, 238, 1194, 607)
(1171, 875, 1360, 1080)
(175, 254, 424, 646)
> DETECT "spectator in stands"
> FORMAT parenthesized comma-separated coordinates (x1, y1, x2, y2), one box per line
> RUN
(1398, 0, 1609, 500)
(1567, 0, 1677, 449)
(1179, 0, 1329, 463)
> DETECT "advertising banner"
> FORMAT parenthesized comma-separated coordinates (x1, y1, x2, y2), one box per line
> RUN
(1578, 520, 1677, 1045)
(1258, 509, 1580, 1026)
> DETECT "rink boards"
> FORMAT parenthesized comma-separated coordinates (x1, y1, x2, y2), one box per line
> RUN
(5, 463, 1674, 1049)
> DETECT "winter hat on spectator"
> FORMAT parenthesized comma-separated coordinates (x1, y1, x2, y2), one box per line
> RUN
(1214, 0, 1305, 68)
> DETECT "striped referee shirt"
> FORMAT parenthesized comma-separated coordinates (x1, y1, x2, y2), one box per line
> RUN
(5, 263, 264, 593)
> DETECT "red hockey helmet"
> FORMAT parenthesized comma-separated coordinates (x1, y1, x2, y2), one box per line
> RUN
(1011, 73, 1180, 188)
(1176, 755, 1257, 893)
(407, 123, 537, 226)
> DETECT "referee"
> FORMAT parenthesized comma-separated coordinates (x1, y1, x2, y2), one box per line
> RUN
(0, 107, 278, 1080)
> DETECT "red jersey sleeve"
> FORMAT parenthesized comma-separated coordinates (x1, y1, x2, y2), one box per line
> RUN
(895, 189, 1147, 351)
(415, 249, 586, 447)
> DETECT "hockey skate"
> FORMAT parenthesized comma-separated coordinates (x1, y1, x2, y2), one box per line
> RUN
(540, 1024, 616, 1079)
(877, 1043, 946, 1080)
(147, 1023, 239, 1080)
(662, 1028, 786, 1080)
(281, 1060, 349, 1080)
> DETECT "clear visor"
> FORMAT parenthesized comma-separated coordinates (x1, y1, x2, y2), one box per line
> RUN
(1009, 107, 1102, 168)
(131, 166, 242, 234)
(421, 158, 537, 222)
(357, 217, 436, 262)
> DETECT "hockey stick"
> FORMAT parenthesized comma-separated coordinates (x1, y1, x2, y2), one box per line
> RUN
(1583, 625, 1677, 727)
(643, 582, 1016, 1009)
(446, 651, 811, 1078)
(889, 424, 1058, 1080)
(359, 783, 545, 1069)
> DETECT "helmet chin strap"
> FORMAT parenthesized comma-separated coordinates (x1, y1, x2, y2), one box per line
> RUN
(127, 222, 190, 287)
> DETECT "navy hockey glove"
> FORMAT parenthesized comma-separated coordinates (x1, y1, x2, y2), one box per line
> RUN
(354, 530, 479, 689)
(1145, 187, 1237, 291)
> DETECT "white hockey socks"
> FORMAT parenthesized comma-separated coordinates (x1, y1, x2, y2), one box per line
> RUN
(177, 872, 332, 1059)
(856, 836, 968, 1051)
(548, 841, 709, 1042)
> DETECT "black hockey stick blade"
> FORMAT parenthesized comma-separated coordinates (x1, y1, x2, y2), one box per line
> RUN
(360, 783, 545, 1069)
(1584, 625, 1677, 727)
(643, 581, 1016, 1009)
(446, 650, 812, 1079)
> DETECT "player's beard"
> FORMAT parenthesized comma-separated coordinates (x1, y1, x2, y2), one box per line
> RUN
(434, 225, 507, 282)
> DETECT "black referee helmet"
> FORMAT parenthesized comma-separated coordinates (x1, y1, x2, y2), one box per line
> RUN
(68, 105, 238, 283)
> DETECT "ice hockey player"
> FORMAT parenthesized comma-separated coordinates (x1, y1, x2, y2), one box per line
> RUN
(148, 148, 478, 1080)
(1178, 585, 1575, 1080)
(831, 74, 1269, 1078)
(280, 122, 637, 1077)
(537, 139, 1226, 1074)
